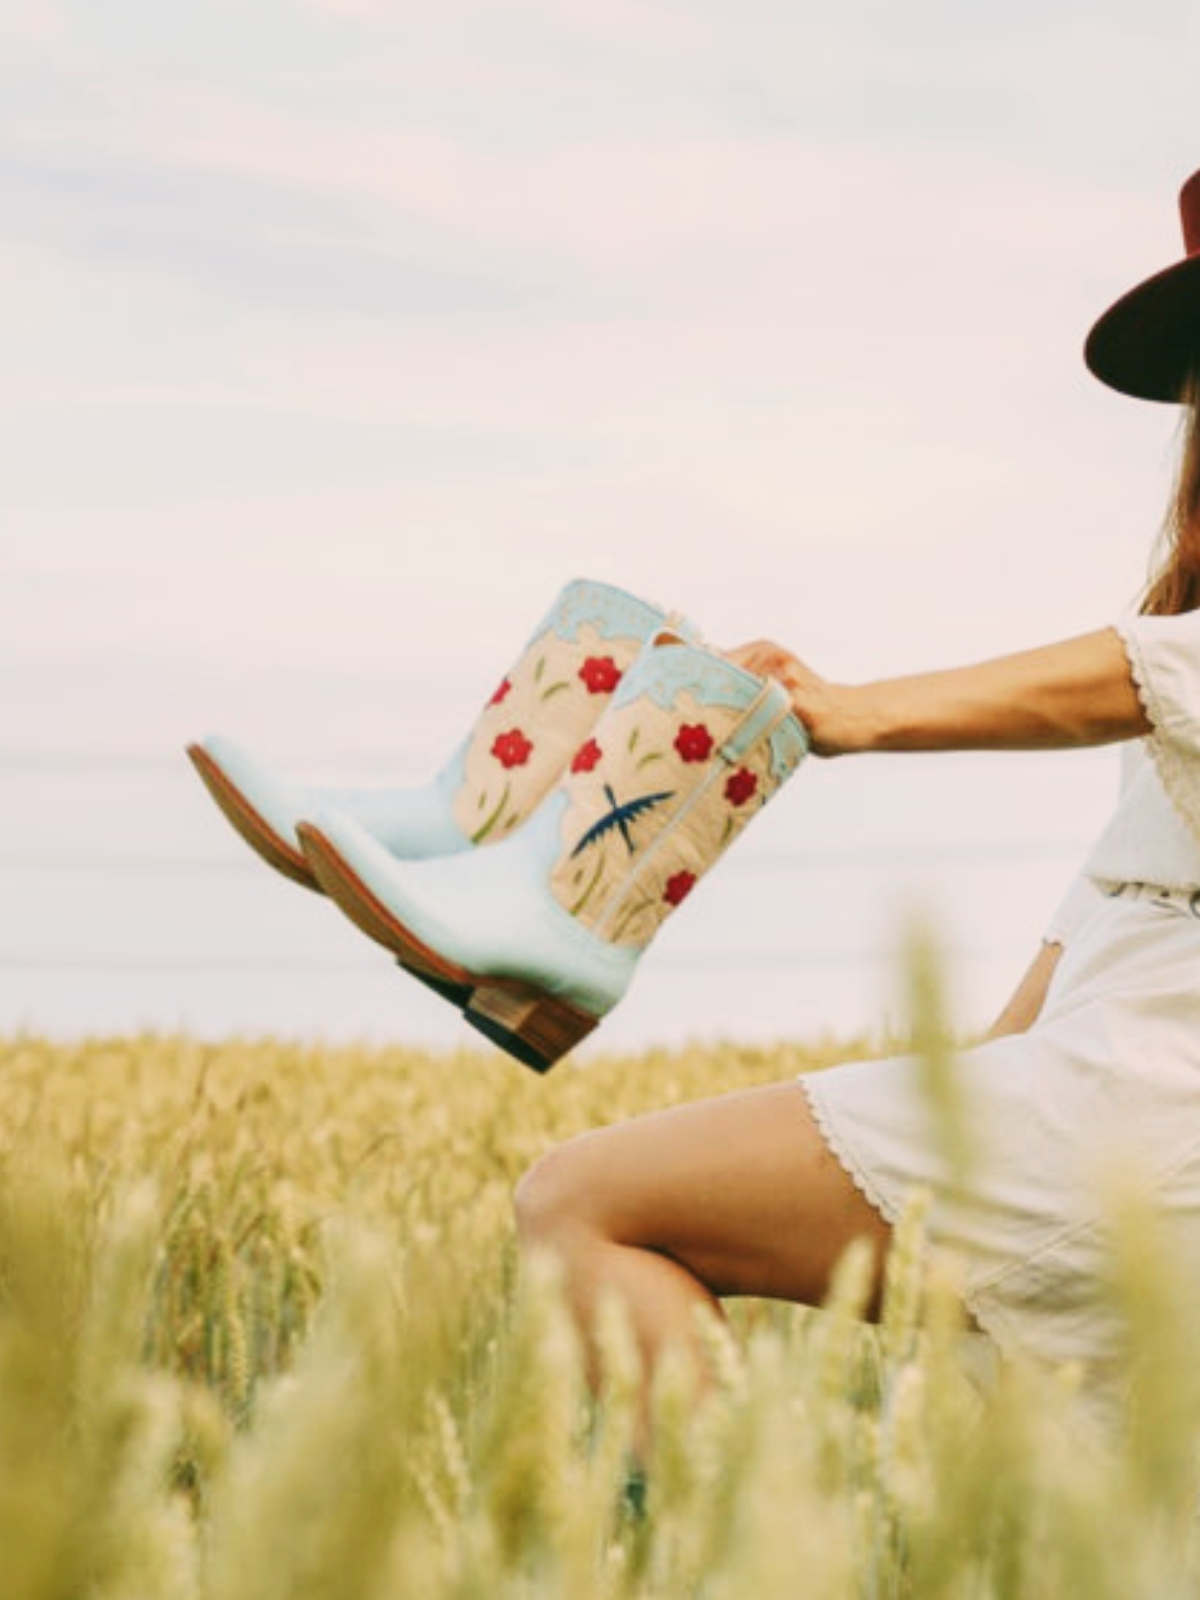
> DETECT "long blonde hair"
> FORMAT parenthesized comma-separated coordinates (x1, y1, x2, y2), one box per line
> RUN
(1143, 373, 1200, 616)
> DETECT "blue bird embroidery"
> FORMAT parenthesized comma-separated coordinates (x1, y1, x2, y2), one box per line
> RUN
(570, 784, 675, 858)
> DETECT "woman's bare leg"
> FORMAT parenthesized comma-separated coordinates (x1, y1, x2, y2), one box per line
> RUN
(513, 1081, 893, 1390)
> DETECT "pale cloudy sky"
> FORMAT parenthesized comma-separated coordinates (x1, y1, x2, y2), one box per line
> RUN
(3, 0, 1199, 1044)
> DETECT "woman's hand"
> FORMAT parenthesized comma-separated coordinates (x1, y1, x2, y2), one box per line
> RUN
(725, 641, 868, 756)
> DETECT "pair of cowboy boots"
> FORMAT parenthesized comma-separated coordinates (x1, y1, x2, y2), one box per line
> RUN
(188, 579, 808, 1072)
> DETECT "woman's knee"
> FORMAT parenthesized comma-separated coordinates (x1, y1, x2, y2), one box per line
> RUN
(513, 1137, 602, 1250)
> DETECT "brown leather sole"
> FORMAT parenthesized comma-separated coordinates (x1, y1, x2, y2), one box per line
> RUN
(186, 743, 316, 890)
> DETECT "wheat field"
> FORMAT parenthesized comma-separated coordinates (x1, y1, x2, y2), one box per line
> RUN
(0, 1028, 1198, 1599)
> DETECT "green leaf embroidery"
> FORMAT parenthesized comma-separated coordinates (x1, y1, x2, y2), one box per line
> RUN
(568, 852, 607, 918)
(608, 899, 645, 944)
(470, 782, 512, 844)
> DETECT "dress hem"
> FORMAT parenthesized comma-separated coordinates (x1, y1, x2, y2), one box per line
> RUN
(798, 1073, 1019, 1365)
(799, 1072, 902, 1227)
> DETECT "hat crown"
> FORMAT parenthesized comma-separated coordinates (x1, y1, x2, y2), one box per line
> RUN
(1181, 168, 1200, 258)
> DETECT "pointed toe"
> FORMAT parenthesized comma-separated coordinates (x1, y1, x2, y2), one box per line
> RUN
(187, 737, 317, 889)
(186, 580, 689, 892)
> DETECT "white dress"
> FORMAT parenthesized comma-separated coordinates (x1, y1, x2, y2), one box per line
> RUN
(800, 614, 1200, 1429)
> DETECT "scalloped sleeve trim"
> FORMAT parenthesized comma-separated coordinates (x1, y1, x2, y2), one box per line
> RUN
(1115, 614, 1200, 850)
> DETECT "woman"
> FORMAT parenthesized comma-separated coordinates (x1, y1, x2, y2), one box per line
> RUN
(189, 167, 1200, 1432)
(510, 168, 1200, 1432)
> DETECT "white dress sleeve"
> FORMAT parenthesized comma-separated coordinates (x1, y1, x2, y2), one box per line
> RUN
(1115, 612, 1200, 848)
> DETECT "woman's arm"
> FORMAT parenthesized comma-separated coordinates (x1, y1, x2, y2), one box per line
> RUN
(982, 941, 1064, 1039)
(728, 628, 1150, 757)
(726, 632, 1124, 1039)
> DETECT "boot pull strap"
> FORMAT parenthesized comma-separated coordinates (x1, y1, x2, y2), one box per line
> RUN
(652, 611, 696, 650)
(719, 678, 798, 763)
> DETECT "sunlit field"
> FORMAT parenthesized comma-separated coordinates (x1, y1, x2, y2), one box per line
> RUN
(1, 1028, 1198, 1599)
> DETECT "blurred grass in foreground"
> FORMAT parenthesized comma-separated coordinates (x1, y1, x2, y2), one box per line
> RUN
(0, 1029, 1198, 1599)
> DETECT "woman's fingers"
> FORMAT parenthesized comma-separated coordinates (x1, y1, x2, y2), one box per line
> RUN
(725, 639, 855, 754)
(725, 639, 810, 685)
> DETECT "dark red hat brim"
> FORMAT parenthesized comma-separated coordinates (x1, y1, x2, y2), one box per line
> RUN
(1085, 253, 1200, 403)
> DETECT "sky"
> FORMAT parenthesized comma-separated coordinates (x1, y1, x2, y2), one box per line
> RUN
(3, 0, 1200, 1049)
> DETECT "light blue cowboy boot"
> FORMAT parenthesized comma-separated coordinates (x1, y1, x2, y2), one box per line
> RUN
(298, 638, 808, 1071)
(187, 579, 690, 891)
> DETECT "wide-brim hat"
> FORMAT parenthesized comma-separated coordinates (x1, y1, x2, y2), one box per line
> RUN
(1085, 167, 1200, 402)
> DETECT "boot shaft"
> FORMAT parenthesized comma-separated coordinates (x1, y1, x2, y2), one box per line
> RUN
(546, 640, 807, 946)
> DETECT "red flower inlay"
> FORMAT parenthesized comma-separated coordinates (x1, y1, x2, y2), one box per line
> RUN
(724, 767, 758, 807)
(663, 870, 697, 907)
(571, 738, 602, 774)
(488, 677, 513, 707)
(579, 655, 622, 695)
(491, 728, 533, 768)
(674, 723, 714, 763)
